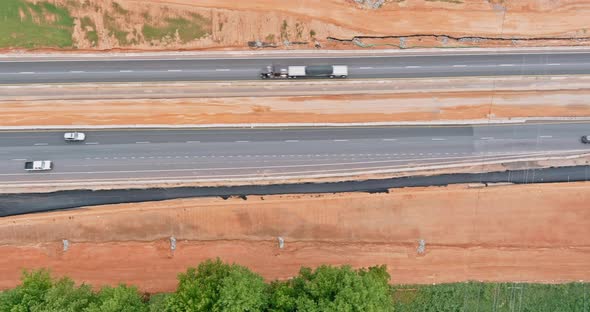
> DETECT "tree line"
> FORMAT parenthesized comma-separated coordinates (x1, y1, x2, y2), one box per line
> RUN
(2, 259, 588, 311)
(0, 259, 394, 312)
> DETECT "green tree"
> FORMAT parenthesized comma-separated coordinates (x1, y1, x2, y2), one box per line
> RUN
(165, 258, 269, 312)
(41, 277, 95, 312)
(0, 269, 96, 312)
(85, 284, 147, 312)
(269, 265, 394, 312)
(0, 269, 53, 312)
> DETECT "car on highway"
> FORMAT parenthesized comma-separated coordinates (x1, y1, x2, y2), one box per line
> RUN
(24, 160, 53, 171)
(582, 135, 590, 144)
(64, 132, 86, 142)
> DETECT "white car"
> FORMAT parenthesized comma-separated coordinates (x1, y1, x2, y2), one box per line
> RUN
(25, 160, 53, 171)
(64, 132, 86, 142)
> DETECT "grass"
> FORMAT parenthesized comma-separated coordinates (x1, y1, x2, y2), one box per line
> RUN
(280, 19, 289, 41)
(142, 13, 210, 43)
(0, 0, 74, 48)
(392, 282, 590, 312)
(80, 16, 97, 46)
(103, 13, 129, 45)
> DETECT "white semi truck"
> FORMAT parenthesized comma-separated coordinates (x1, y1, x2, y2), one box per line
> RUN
(261, 65, 348, 79)
(24, 160, 53, 171)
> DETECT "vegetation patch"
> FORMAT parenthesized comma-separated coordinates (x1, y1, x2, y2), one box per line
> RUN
(1, 262, 589, 311)
(142, 13, 210, 43)
(102, 13, 131, 45)
(0, 0, 74, 48)
(80, 16, 97, 46)
(393, 282, 590, 311)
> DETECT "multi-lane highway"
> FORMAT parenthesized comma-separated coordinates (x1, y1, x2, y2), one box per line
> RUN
(1, 52, 590, 84)
(0, 122, 588, 186)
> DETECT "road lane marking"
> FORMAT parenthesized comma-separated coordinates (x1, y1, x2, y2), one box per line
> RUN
(85, 142, 99, 145)
(539, 135, 553, 138)
(382, 138, 397, 141)
(333, 139, 349, 142)
(135, 141, 150, 144)
(11, 158, 26, 161)
(359, 67, 373, 69)
(452, 65, 467, 67)
(186, 141, 200, 143)
(547, 63, 561, 66)
(69, 70, 85, 73)
(216, 69, 231, 71)
(499, 64, 515, 67)
(167, 69, 183, 72)
(34, 143, 48, 146)
(480, 137, 494, 140)
(235, 140, 249, 143)
(19, 71, 35, 74)
(119, 70, 133, 72)
(431, 138, 446, 141)
(285, 140, 299, 142)
(405, 65, 421, 68)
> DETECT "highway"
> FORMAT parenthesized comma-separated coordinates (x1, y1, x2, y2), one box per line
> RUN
(0, 122, 588, 186)
(1, 52, 590, 84)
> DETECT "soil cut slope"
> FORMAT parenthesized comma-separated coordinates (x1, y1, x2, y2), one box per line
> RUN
(9, 0, 590, 50)
(1, 182, 589, 292)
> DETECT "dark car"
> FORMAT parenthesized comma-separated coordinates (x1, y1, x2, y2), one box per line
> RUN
(582, 135, 590, 144)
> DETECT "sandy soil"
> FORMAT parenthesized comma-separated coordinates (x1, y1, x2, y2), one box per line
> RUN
(2, 89, 589, 126)
(19, 0, 590, 51)
(1, 182, 589, 292)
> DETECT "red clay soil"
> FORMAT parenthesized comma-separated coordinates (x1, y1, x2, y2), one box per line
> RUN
(2, 90, 590, 126)
(20, 0, 590, 51)
(1, 182, 589, 292)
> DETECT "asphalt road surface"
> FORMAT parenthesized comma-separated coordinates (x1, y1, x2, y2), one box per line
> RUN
(0, 122, 588, 185)
(1, 52, 590, 84)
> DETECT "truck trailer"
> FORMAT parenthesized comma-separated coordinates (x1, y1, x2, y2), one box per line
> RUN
(261, 65, 348, 79)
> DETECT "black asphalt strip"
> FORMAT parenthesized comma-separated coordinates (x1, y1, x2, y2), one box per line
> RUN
(1, 165, 589, 217)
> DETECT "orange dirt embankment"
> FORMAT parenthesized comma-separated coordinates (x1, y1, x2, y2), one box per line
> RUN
(1, 182, 590, 292)
(2, 90, 590, 126)
(23, 0, 590, 51)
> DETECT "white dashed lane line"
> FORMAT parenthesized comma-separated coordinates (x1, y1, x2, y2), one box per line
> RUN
(33, 143, 48, 146)
(135, 141, 150, 144)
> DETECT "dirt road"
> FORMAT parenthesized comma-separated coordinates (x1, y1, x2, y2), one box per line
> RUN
(1, 182, 589, 292)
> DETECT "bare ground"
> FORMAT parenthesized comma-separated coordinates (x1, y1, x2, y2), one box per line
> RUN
(16, 0, 590, 51)
(1, 182, 589, 292)
(2, 88, 590, 126)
